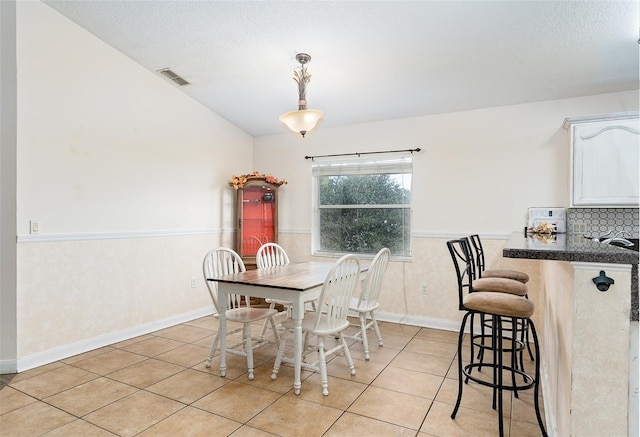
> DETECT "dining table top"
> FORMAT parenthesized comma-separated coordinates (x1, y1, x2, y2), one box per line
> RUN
(208, 261, 369, 291)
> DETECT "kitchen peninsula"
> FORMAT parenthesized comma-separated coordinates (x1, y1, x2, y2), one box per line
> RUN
(503, 231, 639, 437)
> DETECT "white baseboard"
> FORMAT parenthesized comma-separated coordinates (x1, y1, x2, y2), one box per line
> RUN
(367, 310, 462, 333)
(8, 309, 458, 374)
(14, 307, 214, 373)
(10, 308, 525, 375)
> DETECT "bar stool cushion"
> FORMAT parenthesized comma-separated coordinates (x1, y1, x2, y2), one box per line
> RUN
(482, 269, 529, 283)
(472, 277, 528, 296)
(463, 291, 534, 318)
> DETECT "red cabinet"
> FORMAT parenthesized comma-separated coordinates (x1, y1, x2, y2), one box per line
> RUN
(236, 178, 281, 266)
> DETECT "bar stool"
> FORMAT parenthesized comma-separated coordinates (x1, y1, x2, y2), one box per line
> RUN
(469, 234, 534, 361)
(469, 234, 529, 284)
(448, 239, 529, 371)
(452, 292, 547, 437)
(447, 238, 546, 437)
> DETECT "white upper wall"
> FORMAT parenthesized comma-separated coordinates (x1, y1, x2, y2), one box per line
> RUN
(255, 90, 639, 235)
(14, 0, 640, 239)
(16, 1, 253, 237)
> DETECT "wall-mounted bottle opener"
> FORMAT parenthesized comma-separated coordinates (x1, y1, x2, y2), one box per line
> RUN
(592, 270, 614, 292)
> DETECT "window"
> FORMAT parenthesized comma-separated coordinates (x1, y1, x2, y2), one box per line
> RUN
(312, 154, 412, 257)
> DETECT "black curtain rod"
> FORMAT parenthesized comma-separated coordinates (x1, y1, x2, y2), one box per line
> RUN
(304, 148, 421, 160)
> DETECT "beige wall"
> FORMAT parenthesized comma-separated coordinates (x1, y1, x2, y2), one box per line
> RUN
(17, 1, 253, 236)
(11, 1, 251, 369)
(279, 233, 542, 332)
(539, 261, 632, 436)
(256, 91, 638, 234)
(539, 260, 574, 436)
(6, 0, 639, 371)
(256, 90, 637, 328)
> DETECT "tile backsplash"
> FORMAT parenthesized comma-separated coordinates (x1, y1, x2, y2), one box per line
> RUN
(568, 208, 639, 238)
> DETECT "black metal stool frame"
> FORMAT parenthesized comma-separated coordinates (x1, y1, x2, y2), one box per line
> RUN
(447, 237, 547, 436)
(449, 238, 528, 391)
(452, 308, 547, 437)
(472, 313, 529, 394)
(469, 234, 535, 361)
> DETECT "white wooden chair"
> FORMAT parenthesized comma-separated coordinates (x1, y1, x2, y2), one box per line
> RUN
(202, 247, 280, 380)
(271, 254, 361, 396)
(344, 247, 390, 360)
(256, 242, 290, 269)
(256, 243, 291, 338)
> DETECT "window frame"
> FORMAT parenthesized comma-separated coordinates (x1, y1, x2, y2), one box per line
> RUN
(311, 153, 413, 260)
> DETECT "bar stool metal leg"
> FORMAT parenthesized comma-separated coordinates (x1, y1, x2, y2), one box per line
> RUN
(451, 310, 548, 437)
(451, 312, 469, 420)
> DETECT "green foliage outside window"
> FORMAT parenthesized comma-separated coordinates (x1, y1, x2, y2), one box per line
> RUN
(317, 173, 411, 256)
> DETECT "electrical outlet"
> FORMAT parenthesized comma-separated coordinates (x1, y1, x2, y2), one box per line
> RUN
(573, 222, 587, 234)
(30, 220, 39, 234)
(421, 282, 428, 294)
(190, 277, 197, 288)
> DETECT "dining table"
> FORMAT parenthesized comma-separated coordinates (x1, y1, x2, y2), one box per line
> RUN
(208, 260, 368, 395)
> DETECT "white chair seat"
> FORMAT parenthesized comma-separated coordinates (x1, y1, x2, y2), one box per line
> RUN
(281, 314, 349, 336)
(349, 297, 379, 313)
(226, 307, 279, 323)
(265, 298, 291, 306)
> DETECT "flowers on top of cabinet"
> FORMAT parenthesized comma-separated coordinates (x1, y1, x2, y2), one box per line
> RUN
(228, 171, 288, 190)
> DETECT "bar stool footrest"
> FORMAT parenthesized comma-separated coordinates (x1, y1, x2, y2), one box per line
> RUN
(463, 363, 534, 392)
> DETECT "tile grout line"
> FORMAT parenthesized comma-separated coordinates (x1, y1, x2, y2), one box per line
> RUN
(1, 317, 542, 436)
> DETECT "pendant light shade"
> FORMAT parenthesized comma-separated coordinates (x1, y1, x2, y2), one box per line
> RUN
(280, 53, 323, 138)
(279, 109, 323, 138)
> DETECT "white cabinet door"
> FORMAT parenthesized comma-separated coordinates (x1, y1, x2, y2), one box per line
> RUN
(570, 116, 639, 207)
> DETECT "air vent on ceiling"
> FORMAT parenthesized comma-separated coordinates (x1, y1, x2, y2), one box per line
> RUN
(157, 68, 190, 86)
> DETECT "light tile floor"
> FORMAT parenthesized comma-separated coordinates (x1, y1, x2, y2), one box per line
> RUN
(0, 316, 545, 436)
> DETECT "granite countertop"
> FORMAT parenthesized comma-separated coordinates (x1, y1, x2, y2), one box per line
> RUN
(503, 231, 639, 321)
(503, 231, 639, 265)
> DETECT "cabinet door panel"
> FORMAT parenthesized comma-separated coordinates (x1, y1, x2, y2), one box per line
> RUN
(572, 118, 639, 206)
(236, 178, 280, 266)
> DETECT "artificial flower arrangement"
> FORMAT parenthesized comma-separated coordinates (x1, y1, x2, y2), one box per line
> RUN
(528, 221, 556, 234)
(527, 221, 558, 244)
(228, 171, 288, 190)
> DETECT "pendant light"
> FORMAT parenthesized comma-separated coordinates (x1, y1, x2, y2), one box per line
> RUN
(279, 53, 323, 138)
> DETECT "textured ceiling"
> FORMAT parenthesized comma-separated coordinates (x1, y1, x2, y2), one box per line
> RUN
(44, 1, 639, 137)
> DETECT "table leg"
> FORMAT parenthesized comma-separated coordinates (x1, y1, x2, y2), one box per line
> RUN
(218, 288, 227, 377)
(292, 296, 303, 395)
(293, 320, 302, 395)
